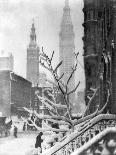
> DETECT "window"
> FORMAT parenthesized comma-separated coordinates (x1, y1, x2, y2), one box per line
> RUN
(90, 10, 94, 20)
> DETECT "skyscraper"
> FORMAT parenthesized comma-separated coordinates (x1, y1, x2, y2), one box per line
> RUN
(59, 0, 75, 106)
(26, 21, 40, 86)
(83, 0, 116, 114)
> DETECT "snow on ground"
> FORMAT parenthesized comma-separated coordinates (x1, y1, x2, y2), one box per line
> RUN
(0, 132, 37, 155)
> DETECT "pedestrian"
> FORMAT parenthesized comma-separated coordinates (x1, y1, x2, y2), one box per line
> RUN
(23, 122, 26, 131)
(52, 123, 59, 134)
(14, 126, 18, 138)
(35, 132, 43, 153)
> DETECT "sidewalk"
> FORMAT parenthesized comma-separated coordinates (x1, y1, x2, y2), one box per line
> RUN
(0, 131, 38, 155)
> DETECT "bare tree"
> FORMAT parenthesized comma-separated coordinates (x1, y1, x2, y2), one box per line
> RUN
(23, 48, 110, 132)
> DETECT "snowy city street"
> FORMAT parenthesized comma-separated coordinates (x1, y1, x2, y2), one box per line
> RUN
(1, 0, 116, 154)
(0, 132, 37, 155)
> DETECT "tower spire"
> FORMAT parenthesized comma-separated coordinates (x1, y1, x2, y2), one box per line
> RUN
(62, 0, 72, 26)
(65, 0, 69, 7)
(27, 19, 40, 86)
(30, 19, 36, 44)
(32, 18, 34, 23)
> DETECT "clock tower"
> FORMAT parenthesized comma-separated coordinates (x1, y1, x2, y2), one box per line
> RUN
(26, 22, 40, 86)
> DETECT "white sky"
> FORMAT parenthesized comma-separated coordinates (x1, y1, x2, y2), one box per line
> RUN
(0, 0, 85, 90)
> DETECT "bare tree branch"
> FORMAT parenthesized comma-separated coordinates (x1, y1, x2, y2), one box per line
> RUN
(97, 89, 110, 115)
(58, 73, 64, 81)
(73, 88, 110, 127)
(82, 88, 99, 117)
(33, 109, 73, 125)
(73, 108, 99, 126)
(23, 107, 33, 114)
(87, 96, 91, 100)
(64, 111, 68, 117)
(39, 60, 51, 72)
(38, 95, 67, 109)
(48, 110, 59, 117)
(74, 52, 79, 60)
(66, 63, 78, 86)
(50, 51, 54, 61)
(53, 61, 63, 73)
(67, 81, 80, 95)
(47, 118, 70, 125)
(37, 95, 61, 116)
(27, 118, 69, 132)
(38, 50, 80, 125)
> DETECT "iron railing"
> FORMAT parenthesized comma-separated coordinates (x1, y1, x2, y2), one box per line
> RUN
(41, 114, 116, 155)
(71, 127, 116, 155)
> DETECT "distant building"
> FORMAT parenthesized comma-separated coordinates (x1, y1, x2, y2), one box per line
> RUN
(0, 51, 13, 71)
(26, 21, 40, 86)
(0, 70, 32, 117)
(31, 85, 67, 118)
(73, 90, 85, 114)
(59, 0, 75, 107)
(39, 72, 47, 87)
(77, 91, 85, 104)
(31, 86, 53, 115)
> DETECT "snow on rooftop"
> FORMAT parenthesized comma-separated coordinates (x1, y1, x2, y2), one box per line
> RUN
(0, 50, 13, 57)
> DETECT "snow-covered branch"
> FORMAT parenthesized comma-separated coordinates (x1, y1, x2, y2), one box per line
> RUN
(23, 107, 72, 126)
(82, 87, 99, 117)
(53, 61, 62, 73)
(31, 49, 80, 130)
(37, 95, 67, 109)
(50, 50, 54, 61)
(46, 119, 70, 126)
(66, 63, 78, 86)
(67, 81, 80, 95)
(27, 118, 69, 132)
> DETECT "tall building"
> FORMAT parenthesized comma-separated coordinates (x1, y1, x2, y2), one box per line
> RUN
(0, 51, 13, 71)
(27, 22, 40, 86)
(83, 0, 116, 114)
(39, 72, 47, 87)
(77, 90, 85, 104)
(0, 70, 32, 117)
(59, 0, 75, 106)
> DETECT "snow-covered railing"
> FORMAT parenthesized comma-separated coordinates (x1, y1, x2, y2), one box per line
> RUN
(71, 127, 116, 155)
(41, 114, 116, 155)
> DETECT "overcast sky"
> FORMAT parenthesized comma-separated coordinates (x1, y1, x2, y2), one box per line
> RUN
(0, 0, 85, 90)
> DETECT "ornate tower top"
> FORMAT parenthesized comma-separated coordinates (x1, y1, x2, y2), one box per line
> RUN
(29, 20, 36, 46)
(27, 20, 40, 86)
(65, 0, 69, 7)
(59, 0, 75, 109)
(61, 0, 73, 27)
(60, 0, 74, 39)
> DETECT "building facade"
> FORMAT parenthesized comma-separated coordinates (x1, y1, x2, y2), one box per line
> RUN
(75, 90, 85, 114)
(0, 70, 32, 117)
(59, 0, 75, 107)
(38, 72, 47, 87)
(27, 22, 40, 86)
(0, 52, 13, 71)
(31, 86, 54, 115)
(83, 0, 116, 114)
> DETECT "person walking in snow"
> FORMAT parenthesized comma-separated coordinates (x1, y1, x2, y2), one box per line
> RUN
(35, 132, 43, 153)
(23, 122, 26, 131)
(14, 126, 18, 138)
